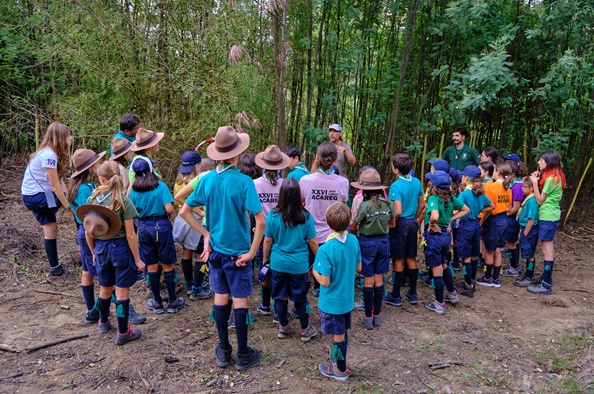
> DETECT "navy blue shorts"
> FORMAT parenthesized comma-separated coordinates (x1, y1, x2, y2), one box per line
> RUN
(208, 250, 253, 298)
(359, 234, 390, 277)
(423, 227, 449, 268)
(390, 218, 419, 260)
(504, 216, 520, 244)
(520, 225, 539, 259)
(482, 213, 508, 251)
(94, 238, 137, 288)
(538, 220, 558, 241)
(320, 311, 352, 336)
(77, 224, 97, 277)
(195, 236, 205, 254)
(22, 192, 62, 226)
(270, 270, 309, 304)
(137, 216, 177, 265)
(457, 219, 481, 259)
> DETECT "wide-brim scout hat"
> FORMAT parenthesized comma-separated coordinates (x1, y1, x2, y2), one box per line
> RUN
(110, 138, 133, 160)
(351, 169, 387, 190)
(255, 145, 292, 171)
(131, 128, 164, 152)
(207, 126, 250, 161)
(71, 149, 106, 178)
(76, 204, 122, 238)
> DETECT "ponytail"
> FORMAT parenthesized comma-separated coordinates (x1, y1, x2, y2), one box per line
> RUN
(471, 177, 485, 196)
(91, 161, 126, 213)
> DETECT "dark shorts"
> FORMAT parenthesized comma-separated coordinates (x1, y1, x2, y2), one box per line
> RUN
(538, 220, 558, 242)
(520, 225, 539, 259)
(320, 311, 352, 336)
(423, 228, 449, 268)
(195, 236, 205, 254)
(308, 242, 324, 268)
(77, 224, 97, 277)
(457, 219, 481, 259)
(208, 250, 253, 298)
(94, 238, 137, 288)
(482, 213, 508, 251)
(137, 216, 177, 265)
(359, 234, 390, 277)
(504, 216, 520, 244)
(22, 192, 62, 226)
(270, 271, 309, 304)
(390, 218, 419, 260)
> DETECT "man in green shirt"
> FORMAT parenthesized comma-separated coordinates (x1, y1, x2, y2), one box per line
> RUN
(442, 127, 481, 171)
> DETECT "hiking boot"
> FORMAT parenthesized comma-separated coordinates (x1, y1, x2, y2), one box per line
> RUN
(383, 294, 402, 307)
(278, 323, 292, 339)
(528, 282, 552, 295)
(85, 308, 100, 324)
(98, 319, 112, 334)
(456, 282, 474, 298)
(114, 324, 141, 345)
(189, 286, 213, 300)
(167, 297, 185, 313)
(360, 315, 374, 330)
(491, 279, 502, 288)
(49, 264, 73, 276)
(235, 347, 261, 371)
(257, 302, 271, 315)
(128, 303, 146, 324)
(214, 343, 232, 368)
(227, 315, 235, 329)
(301, 324, 318, 342)
(318, 363, 349, 382)
(147, 298, 165, 314)
(354, 300, 365, 311)
(424, 300, 446, 315)
(514, 276, 533, 287)
(404, 292, 418, 305)
(372, 315, 382, 327)
(476, 276, 494, 287)
(502, 267, 520, 277)
(445, 290, 459, 304)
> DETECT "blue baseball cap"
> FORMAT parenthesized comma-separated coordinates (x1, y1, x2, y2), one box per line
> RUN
(428, 159, 450, 172)
(462, 165, 481, 180)
(132, 157, 153, 175)
(425, 170, 451, 188)
(503, 153, 521, 163)
(179, 151, 202, 174)
(449, 168, 462, 183)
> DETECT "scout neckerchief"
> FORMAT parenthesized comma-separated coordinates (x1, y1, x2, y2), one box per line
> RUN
(262, 173, 280, 184)
(316, 167, 335, 175)
(325, 230, 348, 244)
(511, 177, 522, 187)
(516, 193, 534, 219)
(398, 174, 412, 182)
(294, 163, 308, 173)
(216, 162, 238, 174)
(482, 176, 492, 184)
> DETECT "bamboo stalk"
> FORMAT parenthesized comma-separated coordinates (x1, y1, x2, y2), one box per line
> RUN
(35, 110, 40, 151)
(438, 131, 445, 157)
(421, 134, 428, 178)
(563, 157, 593, 226)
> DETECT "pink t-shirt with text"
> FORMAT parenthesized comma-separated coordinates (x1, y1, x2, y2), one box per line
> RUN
(254, 176, 284, 218)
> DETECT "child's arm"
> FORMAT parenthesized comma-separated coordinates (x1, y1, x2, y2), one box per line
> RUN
(85, 231, 96, 262)
(46, 168, 70, 209)
(164, 202, 174, 218)
(312, 270, 330, 287)
(524, 219, 534, 236)
(179, 203, 211, 261)
(350, 219, 359, 233)
(530, 174, 548, 205)
(175, 183, 203, 216)
(508, 200, 521, 217)
(415, 196, 426, 222)
(428, 210, 441, 233)
(356, 261, 362, 273)
(482, 202, 495, 216)
(393, 200, 403, 221)
(308, 238, 319, 256)
(262, 236, 273, 264)
(450, 204, 470, 222)
(388, 216, 396, 228)
(125, 218, 145, 271)
(237, 211, 265, 267)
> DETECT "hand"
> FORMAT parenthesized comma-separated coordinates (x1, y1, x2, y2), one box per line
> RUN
(135, 259, 146, 271)
(91, 253, 96, 263)
(236, 252, 255, 267)
(200, 235, 211, 262)
(523, 229, 529, 237)
(336, 146, 346, 153)
(429, 223, 441, 233)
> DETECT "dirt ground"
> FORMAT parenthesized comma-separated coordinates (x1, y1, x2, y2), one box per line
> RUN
(1, 156, 593, 394)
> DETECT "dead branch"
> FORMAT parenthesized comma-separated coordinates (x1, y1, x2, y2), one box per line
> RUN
(26, 334, 89, 353)
(34, 289, 78, 298)
(0, 344, 20, 353)
(0, 372, 24, 381)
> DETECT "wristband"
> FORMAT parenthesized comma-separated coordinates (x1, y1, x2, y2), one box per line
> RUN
(64, 205, 72, 211)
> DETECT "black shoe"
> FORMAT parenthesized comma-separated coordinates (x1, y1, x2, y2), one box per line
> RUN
(50, 264, 73, 276)
(85, 308, 100, 324)
(235, 347, 261, 371)
(214, 343, 232, 368)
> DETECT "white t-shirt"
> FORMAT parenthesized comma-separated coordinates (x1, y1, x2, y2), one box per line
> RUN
(299, 172, 349, 244)
(253, 176, 284, 218)
(21, 148, 58, 196)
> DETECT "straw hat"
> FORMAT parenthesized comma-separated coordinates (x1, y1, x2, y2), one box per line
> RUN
(131, 128, 164, 152)
(70, 149, 106, 178)
(255, 145, 291, 170)
(206, 126, 250, 161)
(76, 204, 122, 238)
(110, 138, 133, 160)
(350, 169, 387, 190)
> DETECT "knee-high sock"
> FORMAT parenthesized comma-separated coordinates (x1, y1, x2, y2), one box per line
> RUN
(433, 276, 445, 303)
(213, 304, 232, 350)
(44, 239, 59, 268)
(234, 308, 249, 354)
(373, 285, 384, 316)
(362, 287, 373, 318)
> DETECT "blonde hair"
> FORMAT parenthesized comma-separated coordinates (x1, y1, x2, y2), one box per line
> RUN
(90, 161, 126, 213)
(31, 122, 71, 178)
(175, 165, 200, 186)
(326, 202, 351, 232)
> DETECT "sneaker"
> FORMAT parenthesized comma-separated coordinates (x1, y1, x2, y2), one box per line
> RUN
(450, 261, 461, 271)
(404, 292, 418, 305)
(502, 267, 520, 277)
(354, 300, 365, 311)
(189, 286, 213, 300)
(312, 288, 320, 297)
(360, 315, 374, 330)
(235, 347, 261, 371)
(445, 290, 459, 304)
(214, 343, 232, 368)
(185, 282, 193, 296)
(85, 308, 100, 324)
(531, 276, 543, 286)
(502, 264, 511, 271)
(388, 272, 395, 284)
(257, 303, 271, 315)
(514, 276, 533, 287)
(355, 276, 364, 289)
(318, 363, 349, 382)
(455, 282, 474, 298)
(146, 298, 165, 314)
(301, 324, 318, 342)
(476, 276, 494, 287)
(114, 324, 141, 345)
(491, 279, 502, 288)
(278, 323, 292, 339)
(98, 319, 112, 334)
(424, 300, 446, 315)
(372, 314, 382, 327)
(527, 282, 552, 295)
(49, 264, 73, 276)
(128, 303, 147, 324)
(383, 294, 402, 307)
(272, 312, 279, 324)
(167, 297, 185, 313)
(227, 315, 235, 329)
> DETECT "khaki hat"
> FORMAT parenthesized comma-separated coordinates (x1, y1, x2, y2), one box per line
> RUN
(350, 169, 387, 190)
(76, 204, 122, 238)
(255, 145, 292, 170)
(206, 126, 250, 161)
(110, 138, 133, 160)
(71, 149, 106, 178)
(131, 128, 164, 152)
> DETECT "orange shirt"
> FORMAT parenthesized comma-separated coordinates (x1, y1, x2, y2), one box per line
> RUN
(485, 179, 512, 215)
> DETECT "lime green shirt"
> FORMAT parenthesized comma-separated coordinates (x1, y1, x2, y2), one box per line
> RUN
(538, 177, 563, 221)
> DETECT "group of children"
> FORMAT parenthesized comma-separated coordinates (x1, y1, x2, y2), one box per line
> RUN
(21, 121, 565, 382)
